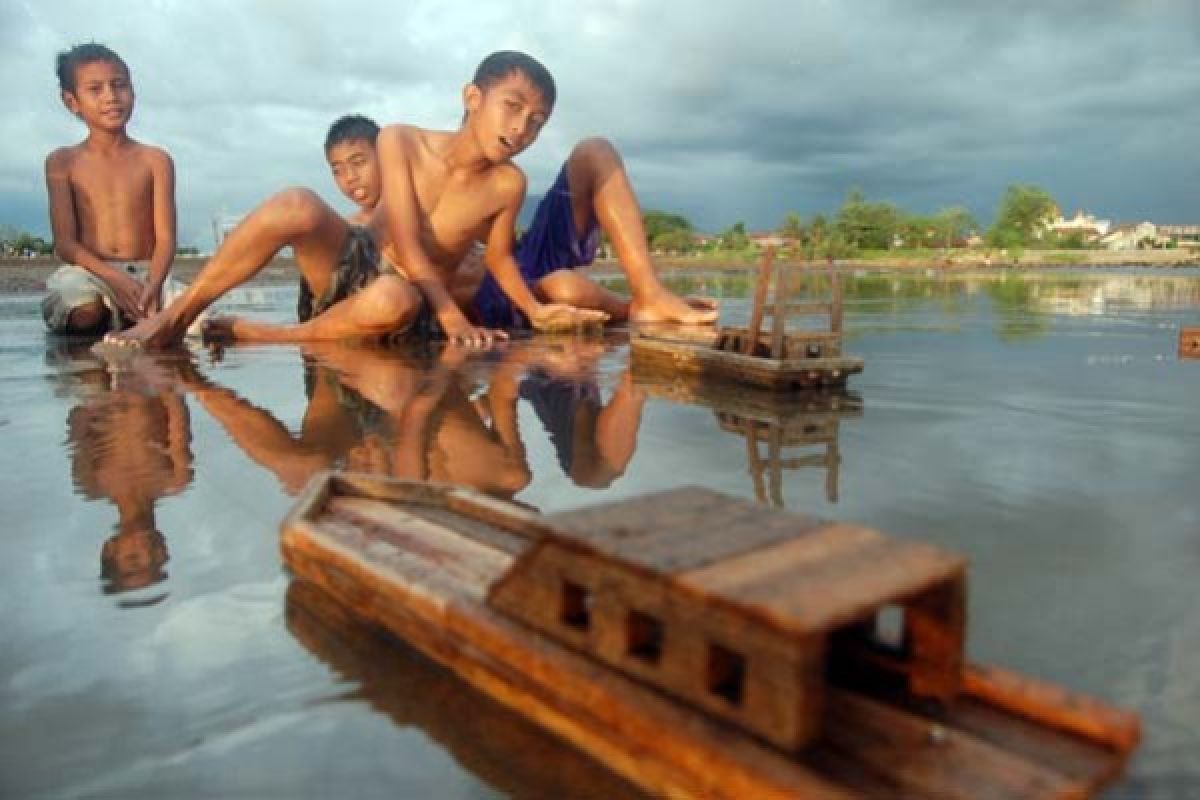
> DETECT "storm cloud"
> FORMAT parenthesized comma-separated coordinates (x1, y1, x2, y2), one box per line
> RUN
(1, 0, 1197, 247)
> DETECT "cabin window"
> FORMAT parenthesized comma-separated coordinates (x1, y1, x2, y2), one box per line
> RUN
(874, 604, 906, 652)
(626, 610, 664, 664)
(706, 643, 746, 705)
(560, 580, 592, 630)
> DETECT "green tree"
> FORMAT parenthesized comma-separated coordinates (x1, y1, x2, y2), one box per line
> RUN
(932, 206, 978, 248)
(642, 210, 692, 243)
(652, 228, 695, 254)
(835, 189, 900, 250)
(718, 221, 749, 250)
(779, 212, 804, 241)
(986, 185, 1057, 248)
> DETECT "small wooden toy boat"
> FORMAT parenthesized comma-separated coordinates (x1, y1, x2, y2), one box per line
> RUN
(631, 248, 863, 390)
(1180, 326, 1199, 358)
(280, 471, 1139, 798)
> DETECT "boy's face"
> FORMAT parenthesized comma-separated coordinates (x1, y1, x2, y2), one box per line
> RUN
(327, 138, 382, 212)
(62, 60, 134, 132)
(465, 72, 551, 163)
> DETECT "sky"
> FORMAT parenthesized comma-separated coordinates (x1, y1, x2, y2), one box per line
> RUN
(1, 0, 1198, 248)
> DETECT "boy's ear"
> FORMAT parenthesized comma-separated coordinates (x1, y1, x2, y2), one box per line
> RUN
(463, 83, 483, 116)
(61, 89, 81, 116)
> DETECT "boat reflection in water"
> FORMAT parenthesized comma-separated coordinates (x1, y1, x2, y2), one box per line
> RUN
(284, 578, 644, 799)
(632, 362, 862, 508)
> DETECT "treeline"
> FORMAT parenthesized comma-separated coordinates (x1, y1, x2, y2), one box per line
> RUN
(641, 183, 1081, 257)
(0, 225, 201, 258)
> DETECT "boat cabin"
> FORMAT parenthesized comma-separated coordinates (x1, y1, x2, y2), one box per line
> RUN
(489, 487, 967, 751)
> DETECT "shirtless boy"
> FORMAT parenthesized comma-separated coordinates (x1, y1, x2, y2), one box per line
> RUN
(109, 51, 714, 349)
(324, 114, 382, 225)
(44, 43, 177, 334)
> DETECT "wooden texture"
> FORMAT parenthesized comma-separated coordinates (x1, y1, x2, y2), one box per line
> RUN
(491, 488, 967, 749)
(631, 332, 864, 390)
(633, 249, 862, 390)
(1180, 326, 1200, 358)
(280, 472, 1138, 798)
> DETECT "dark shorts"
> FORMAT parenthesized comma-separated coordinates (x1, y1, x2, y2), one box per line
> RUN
(473, 164, 601, 329)
(519, 368, 602, 475)
(297, 226, 380, 322)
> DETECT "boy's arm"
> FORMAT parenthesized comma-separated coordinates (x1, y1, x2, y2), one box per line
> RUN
(376, 129, 501, 345)
(483, 179, 610, 332)
(139, 149, 177, 315)
(45, 150, 145, 317)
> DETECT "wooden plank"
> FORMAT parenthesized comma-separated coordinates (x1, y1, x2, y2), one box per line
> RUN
(686, 533, 965, 635)
(964, 664, 1141, 755)
(770, 255, 787, 358)
(763, 301, 835, 316)
(815, 689, 1081, 800)
(1180, 326, 1200, 358)
(744, 247, 774, 356)
(546, 488, 828, 574)
(945, 696, 1129, 794)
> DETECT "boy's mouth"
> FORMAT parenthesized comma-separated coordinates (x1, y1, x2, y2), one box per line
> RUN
(498, 136, 515, 153)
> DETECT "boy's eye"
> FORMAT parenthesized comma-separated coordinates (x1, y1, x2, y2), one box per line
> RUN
(505, 99, 520, 110)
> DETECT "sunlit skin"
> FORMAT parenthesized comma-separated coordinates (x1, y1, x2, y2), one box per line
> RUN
(46, 59, 177, 327)
(106, 67, 714, 350)
(327, 139, 382, 225)
(63, 354, 192, 592)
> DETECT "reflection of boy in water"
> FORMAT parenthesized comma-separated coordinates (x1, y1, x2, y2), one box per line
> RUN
(56, 347, 193, 594)
(177, 344, 530, 501)
(513, 345, 648, 489)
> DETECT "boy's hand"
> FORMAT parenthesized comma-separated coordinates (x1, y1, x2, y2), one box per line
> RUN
(528, 303, 610, 333)
(106, 269, 149, 320)
(441, 317, 509, 349)
(137, 280, 164, 316)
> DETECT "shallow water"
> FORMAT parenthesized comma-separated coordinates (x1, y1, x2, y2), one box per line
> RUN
(1, 268, 1198, 798)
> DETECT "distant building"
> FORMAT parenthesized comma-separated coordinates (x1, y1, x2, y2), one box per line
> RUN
(1044, 209, 1111, 241)
(211, 213, 245, 248)
(1100, 222, 1157, 251)
(747, 231, 786, 249)
(1156, 224, 1200, 248)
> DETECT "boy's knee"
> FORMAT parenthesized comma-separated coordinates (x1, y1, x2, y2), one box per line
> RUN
(537, 270, 586, 306)
(357, 276, 421, 330)
(65, 299, 110, 333)
(571, 137, 621, 166)
(264, 187, 325, 233)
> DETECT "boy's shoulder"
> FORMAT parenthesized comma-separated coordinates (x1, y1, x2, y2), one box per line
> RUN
(127, 138, 174, 167)
(45, 142, 84, 171)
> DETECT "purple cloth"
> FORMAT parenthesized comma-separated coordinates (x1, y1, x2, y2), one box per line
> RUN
(473, 164, 601, 329)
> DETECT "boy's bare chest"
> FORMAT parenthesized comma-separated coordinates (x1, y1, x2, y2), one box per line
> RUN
(411, 170, 493, 245)
(70, 154, 152, 209)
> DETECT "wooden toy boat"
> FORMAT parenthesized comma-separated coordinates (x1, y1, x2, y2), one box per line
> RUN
(280, 472, 1139, 799)
(1180, 326, 1199, 358)
(631, 248, 863, 390)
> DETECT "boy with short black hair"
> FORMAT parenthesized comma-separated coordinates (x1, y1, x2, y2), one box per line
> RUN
(44, 42, 178, 334)
(325, 114, 382, 225)
(109, 50, 714, 349)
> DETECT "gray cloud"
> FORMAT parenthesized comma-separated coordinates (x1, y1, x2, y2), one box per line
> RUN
(1, 0, 1197, 246)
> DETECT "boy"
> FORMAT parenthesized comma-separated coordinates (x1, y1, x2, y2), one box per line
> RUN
(44, 42, 177, 334)
(108, 51, 714, 349)
(324, 114, 382, 225)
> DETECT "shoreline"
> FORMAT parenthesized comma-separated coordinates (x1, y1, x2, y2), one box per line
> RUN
(2, 251, 1198, 295)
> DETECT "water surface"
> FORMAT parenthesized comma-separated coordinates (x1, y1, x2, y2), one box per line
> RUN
(1, 268, 1198, 797)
